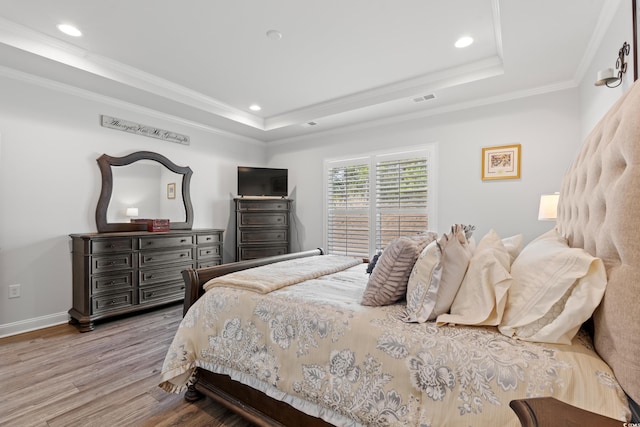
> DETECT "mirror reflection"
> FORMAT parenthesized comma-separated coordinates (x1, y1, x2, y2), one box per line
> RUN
(107, 161, 186, 223)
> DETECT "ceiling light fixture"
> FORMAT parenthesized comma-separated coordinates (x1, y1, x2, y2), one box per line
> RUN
(266, 30, 283, 41)
(57, 24, 82, 37)
(249, 104, 262, 111)
(595, 41, 629, 88)
(455, 36, 473, 48)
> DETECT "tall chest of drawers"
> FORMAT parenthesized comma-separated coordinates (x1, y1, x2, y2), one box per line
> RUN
(69, 229, 223, 331)
(235, 198, 291, 261)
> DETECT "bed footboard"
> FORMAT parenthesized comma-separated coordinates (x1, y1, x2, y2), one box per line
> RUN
(181, 248, 324, 315)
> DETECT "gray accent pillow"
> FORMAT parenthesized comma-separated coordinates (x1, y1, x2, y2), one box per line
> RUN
(361, 232, 437, 306)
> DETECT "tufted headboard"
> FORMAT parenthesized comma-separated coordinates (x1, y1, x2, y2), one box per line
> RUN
(557, 81, 640, 405)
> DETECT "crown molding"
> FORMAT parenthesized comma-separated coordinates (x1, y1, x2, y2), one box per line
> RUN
(0, 17, 265, 129)
(0, 64, 265, 146)
(269, 79, 578, 147)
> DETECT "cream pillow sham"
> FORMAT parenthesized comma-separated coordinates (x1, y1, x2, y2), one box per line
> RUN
(498, 228, 607, 344)
(437, 229, 512, 326)
(403, 224, 473, 322)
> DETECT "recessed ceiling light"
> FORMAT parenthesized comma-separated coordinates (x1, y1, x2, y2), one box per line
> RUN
(455, 36, 473, 48)
(249, 104, 262, 111)
(57, 24, 82, 37)
(266, 29, 283, 41)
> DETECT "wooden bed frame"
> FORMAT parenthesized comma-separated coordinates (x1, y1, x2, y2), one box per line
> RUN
(181, 248, 334, 427)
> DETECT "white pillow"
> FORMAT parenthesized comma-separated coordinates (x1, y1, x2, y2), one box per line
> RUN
(403, 224, 472, 322)
(437, 229, 512, 326)
(502, 234, 524, 264)
(498, 228, 607, 344)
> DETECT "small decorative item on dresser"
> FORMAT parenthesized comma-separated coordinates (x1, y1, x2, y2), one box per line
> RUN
(131, 218, 170, 232)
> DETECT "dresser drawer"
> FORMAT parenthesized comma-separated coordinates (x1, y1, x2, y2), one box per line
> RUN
(197, 233, 221, 244)
(237, 200, 289, 211)
(92, 271, 134, 294)
(139, 262, 194, 287)
(91, 238, 133, 254)
(139, 248, 193, 267)
(92, 291, 134, 314)
(198, 259, 222, 269)
(139, 283, 185, 304)
(239, 230, 288, 244)
(139, 235, 194, 250)
(91, 254, 133, 274)
(239, 245, 288, 260)
(239, 212, 288, 227)
(197, 245, 221, 259)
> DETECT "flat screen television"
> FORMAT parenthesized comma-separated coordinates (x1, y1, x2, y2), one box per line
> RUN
(237, 166, 288, 197)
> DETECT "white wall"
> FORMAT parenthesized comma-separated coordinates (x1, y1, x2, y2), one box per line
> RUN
(0, 74, 266, 335)
(268, 89, 582, 254)
(579, 0, 635, 138)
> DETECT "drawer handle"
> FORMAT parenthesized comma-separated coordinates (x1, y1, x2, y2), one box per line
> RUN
(147, 241, 153, 245)
(147, 274, 153, 279)
(147, 257, 153, 261)
(206, 250, 212, 254)
(277, 218, 282, 222)
(277, 235, 281, 238)
(181, 286, 185, 290)
(109, 280, 116, 285)
(108, 299, 117, 305)
(107, 244, 115, 248)
(206, 237, 212, 241)
(107, 261, 115, 266)
(180, 254, 186, 257)
(148, 292, 155, 297)
(181, 239, 187, 243)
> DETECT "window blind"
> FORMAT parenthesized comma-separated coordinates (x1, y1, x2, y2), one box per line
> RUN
(326, 163, 370, 257)
(375, 157, 429, 249)
(325, 147, 434, 258)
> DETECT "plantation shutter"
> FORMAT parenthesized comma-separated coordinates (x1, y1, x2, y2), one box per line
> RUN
(325, 147, 434, 258)
(326, 162, 370, 257)
(375, 156, 429, 250)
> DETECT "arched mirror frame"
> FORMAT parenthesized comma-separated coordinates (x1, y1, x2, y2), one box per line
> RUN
(96, 151, 194, 232)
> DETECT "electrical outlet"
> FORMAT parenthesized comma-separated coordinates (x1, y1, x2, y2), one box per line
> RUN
(8, 284, 21, 299)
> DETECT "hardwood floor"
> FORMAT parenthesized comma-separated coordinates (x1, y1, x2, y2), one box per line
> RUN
(0, 304, 252, 427)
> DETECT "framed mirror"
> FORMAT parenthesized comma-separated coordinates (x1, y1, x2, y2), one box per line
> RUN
(96, 151, 194, 232)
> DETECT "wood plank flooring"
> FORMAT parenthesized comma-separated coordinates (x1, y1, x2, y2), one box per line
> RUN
(0, 304, 252, 427)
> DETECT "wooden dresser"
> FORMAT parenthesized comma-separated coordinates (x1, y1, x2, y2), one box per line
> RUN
(235, 198, 291, 261)
(69, 229, 223, 331)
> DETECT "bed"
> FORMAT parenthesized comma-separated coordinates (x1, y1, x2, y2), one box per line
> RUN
(159, 80, 640, 427)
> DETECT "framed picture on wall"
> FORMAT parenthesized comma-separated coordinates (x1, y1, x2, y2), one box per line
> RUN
(481, 144, 521, 180)
(167, 182, 176, 199)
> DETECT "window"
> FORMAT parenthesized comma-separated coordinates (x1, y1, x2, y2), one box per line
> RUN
(325, 146, 436, 258)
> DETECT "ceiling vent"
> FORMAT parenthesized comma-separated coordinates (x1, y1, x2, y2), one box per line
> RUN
(412, 94, 436, 103)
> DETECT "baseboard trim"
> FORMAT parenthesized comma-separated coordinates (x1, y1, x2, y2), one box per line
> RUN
(0, 312, 69, 338)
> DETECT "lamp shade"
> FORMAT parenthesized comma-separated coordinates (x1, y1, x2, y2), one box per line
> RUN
(126, 207, 139, 217)
(538, 194, 559, 221)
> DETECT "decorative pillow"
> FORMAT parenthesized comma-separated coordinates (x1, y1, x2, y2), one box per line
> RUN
(366, 251, 382, 274)
(502, 234, 524, 264)
(437, 229, 512, 326)
(498, 228, 607, 344)
(361, 233, 436, 306)
(403, 224, 473, 322)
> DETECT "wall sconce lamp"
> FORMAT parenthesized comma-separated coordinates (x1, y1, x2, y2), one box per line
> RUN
(538, 193, 559, 221)
(595, 41, 630, 88)
(126, 207, 139, 222)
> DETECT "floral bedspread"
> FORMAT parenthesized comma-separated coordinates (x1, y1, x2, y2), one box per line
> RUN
(159, 263, 630, 426)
